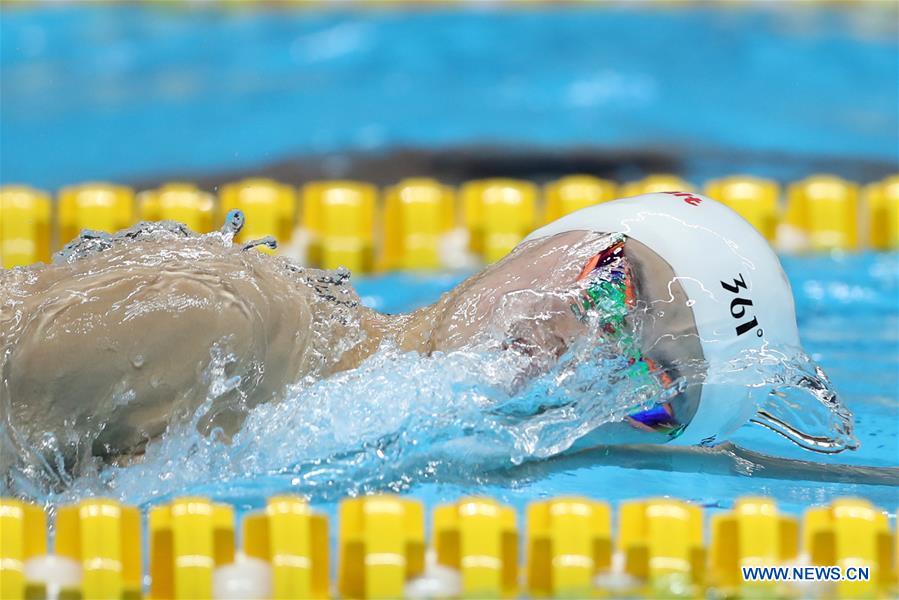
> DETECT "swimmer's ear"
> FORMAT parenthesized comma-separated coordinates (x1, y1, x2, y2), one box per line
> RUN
(750, 383, 858, 454)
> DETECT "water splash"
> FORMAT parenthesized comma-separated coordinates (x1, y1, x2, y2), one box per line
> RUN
(54, 221, 196, 264)
(2, 325, 854, 509)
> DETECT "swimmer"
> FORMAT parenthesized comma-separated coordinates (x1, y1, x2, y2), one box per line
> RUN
(0, 192, 854, 475)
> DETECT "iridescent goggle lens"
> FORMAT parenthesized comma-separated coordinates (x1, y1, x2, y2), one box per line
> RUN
(573, 235, 685, 439)
(627, 401, 685, 437)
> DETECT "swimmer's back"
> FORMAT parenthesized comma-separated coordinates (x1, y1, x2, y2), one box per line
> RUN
(1, 234, 356, 461)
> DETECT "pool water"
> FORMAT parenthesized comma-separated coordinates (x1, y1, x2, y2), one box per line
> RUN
(2, 5, 897, 188)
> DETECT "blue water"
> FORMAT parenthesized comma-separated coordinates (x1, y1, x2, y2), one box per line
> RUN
(1, 5, 897, 188)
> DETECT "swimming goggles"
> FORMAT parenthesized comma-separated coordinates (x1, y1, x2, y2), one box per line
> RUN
(570, 234, 685, 439)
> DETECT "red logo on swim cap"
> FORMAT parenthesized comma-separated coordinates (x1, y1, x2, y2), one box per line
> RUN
(667, 191, 703, 206)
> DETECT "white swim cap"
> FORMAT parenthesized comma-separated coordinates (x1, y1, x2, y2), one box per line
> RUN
(525, 191, 800, 446)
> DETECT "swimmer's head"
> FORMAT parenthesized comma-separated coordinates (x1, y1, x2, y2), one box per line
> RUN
(430, 224, 703, 442)
(524, 192, 856, 452)
(433, 192, 842, 450)
(427, 192, 856, 451)
(523, 191, 806, 447)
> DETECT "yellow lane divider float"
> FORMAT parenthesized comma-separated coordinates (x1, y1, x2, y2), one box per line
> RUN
(864, 175, 899, 250)
(0, 499, 47, 600)
(705, 175, 781, 241)
(339, 495, 424, 599)
(804, 498, 894, 599)
(433, 497, 518, 598)
(618, 497, 706, 597)
(2, 173, 897, 271)
(542, 175, 617, 225)
(303, 180, 377, 273)
(709, 496, 798, 598)
(0, 185, 51, 268)
(620, 173, 694, 197)
(58, 182, 134, 247)
(138, 183, 216, 234)
(243, 496, 329, 599)
(785, 174, 861, 252)
(526, 496, 612, 597)
(462, 178, 537, 264)
(55, 498, 143, 600)
(220, 178, 297, 253)
(0, 495, 896, 598)
(148, 497, 235, 599)
(380, 178, 455, 271)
